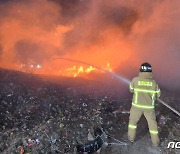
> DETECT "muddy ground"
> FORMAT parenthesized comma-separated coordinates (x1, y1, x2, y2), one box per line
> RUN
(0, 69, 179, 154)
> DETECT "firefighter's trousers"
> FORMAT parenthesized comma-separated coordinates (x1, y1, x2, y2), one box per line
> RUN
(128, 107, 160, 146)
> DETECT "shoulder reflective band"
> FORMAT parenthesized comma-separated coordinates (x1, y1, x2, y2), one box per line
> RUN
(150, 130, 158, 135)
(128, 124, 137, 129)
(130, 84, 133, 90)
(156, 89, 160, 94)
(138, 81, 153, 87)
(134, 88, 158, 94)
(132, 103, 154, 109)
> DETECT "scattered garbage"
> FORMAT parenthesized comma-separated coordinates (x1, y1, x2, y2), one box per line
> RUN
(0, 69, 179, 153)
(87, 129, 94, 141)
(27, 138, 40, 147)
(80, 124, 84, 128)
(76, 128, 106, 153)
(50, 133, 58, 144)
(59, 123, 64, 129)
(19, 146, 24, 154)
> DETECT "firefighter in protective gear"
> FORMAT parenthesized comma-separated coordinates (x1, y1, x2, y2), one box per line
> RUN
(128, 62, 161, 147)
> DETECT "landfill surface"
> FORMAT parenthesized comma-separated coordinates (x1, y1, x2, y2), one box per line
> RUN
(0, 68, 179, 154)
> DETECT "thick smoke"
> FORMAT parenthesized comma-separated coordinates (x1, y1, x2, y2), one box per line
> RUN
(0, 0, 180, 89)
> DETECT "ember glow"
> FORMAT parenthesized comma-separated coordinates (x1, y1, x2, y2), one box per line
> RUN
(63, 65, 97, 78)
(59, 62, 112, 78)
(0, 0, 180, 88)
(19, 61, 112, 78)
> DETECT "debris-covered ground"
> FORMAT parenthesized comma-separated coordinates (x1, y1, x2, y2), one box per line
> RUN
(0, 69, 179, 154)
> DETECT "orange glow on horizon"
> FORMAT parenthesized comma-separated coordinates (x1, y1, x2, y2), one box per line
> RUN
(17, 62, 113, 78)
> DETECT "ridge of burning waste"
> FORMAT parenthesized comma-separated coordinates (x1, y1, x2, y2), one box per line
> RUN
(59, 62, 112, 78)
(18, 62, 113, 78)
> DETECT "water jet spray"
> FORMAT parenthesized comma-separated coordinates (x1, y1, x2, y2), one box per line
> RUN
(54, 57, 180, 117)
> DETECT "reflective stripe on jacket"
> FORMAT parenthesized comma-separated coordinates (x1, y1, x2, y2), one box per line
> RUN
(129, 72, 161, 109)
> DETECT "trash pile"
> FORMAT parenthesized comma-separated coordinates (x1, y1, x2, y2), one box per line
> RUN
(0, 69, 179, 154)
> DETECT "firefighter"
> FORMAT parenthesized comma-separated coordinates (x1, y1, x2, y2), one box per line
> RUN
(128, 62, 161, 147)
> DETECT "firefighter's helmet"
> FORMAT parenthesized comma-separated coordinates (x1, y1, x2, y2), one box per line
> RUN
(140, 62, 152, 72)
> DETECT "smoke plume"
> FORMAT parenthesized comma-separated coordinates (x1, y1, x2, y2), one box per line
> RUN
(0, 0, 180, 89)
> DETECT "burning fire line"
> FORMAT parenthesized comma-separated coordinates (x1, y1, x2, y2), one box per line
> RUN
(17, 58, 112, 78)
(53, 57, 129, 83)
(62, 63, 112, 78)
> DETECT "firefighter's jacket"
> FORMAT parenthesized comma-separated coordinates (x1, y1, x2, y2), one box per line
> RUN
(129, 72, 161, 109)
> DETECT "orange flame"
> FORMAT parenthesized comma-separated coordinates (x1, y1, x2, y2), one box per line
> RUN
(58, 63, 112, 78)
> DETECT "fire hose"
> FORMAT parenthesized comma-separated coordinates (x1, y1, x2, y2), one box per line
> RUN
(54, 57, 180, 117)
(157, 98, 180, 116)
